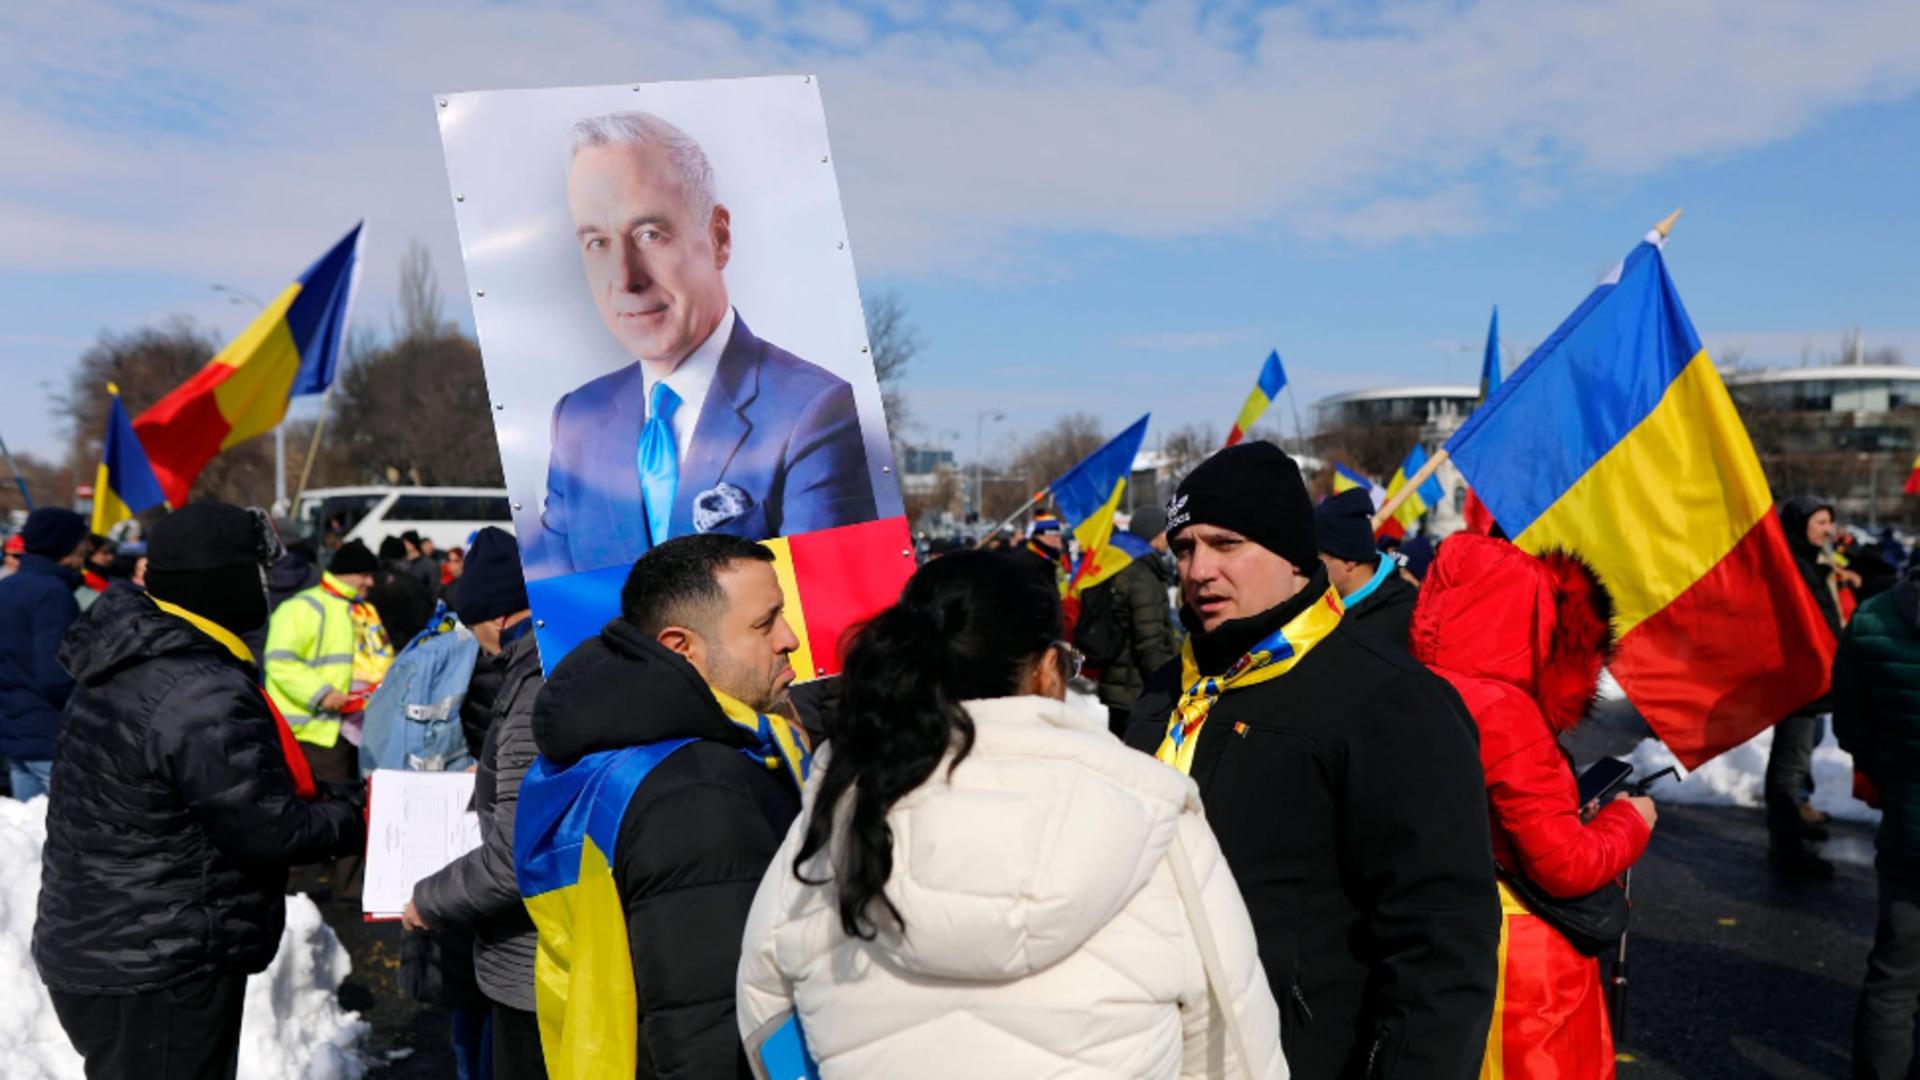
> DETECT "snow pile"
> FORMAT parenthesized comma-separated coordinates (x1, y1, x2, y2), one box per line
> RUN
(0, 797, 370, 1080)
(1629, 722, 1880, 825)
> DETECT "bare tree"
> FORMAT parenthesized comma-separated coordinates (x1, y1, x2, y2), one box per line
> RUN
(864, 290, 920, 438)
(394, 239, 447, 343)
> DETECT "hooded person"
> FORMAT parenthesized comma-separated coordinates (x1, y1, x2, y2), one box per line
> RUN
(1409, 535, 1655, 1079)
(1314, 487, 1418, 651)
(1769, 495, 1846, 879)
(0, 506, 92, 798)
(738, 550, 1286, 1078)
(1123, 441, 1499, 1079)
(33, 502, 363, 1080)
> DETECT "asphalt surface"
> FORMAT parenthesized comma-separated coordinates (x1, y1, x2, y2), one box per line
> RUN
(303, 802, 1881, 1078)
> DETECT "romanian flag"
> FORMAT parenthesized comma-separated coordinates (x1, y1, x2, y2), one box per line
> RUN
(135, 223, 363, 505)
(523, 517, 917, 678)
(1904, 452, 1920, 496)
(1446, 229, 1833, 768)
(1481, 305, 1504, 398)
(1377, 444, 1444, 540)
(1224, 351, 1287, 447)
(1053, 415, 1151, 596)
(91, 384, 167, 534)
(1331, 463, 1385, 509)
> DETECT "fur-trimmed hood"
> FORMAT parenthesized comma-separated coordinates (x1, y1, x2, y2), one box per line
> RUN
(1409, 534, 1616, 733)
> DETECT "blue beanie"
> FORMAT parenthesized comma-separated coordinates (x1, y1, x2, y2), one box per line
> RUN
(456, 527, 530, 625)
(21, 507, 88, 559)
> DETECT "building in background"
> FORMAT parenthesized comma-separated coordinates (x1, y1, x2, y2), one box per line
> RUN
(1725, 365, 1920, 530)
(1313, 385, 1477, 537)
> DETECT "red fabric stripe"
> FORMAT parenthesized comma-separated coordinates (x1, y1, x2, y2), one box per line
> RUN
(1906, 468, 1920, 496)
(787, 516, 916, 678)
(257, 688, 319, 801)
(1224, 426, 1246, 447)
(1463, 488, 1497, 536)
(132, 364, 238, 506)
(1497, 912, 1614, 1076)
(1612, 511, 1835, 769)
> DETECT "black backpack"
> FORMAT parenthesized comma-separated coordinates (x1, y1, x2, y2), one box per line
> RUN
(1073, 578, 1128, 669)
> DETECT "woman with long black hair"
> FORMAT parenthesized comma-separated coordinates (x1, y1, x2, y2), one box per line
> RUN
(737, 550, 1286, 1078)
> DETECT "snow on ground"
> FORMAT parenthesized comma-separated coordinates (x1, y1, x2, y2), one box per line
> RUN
(0, 797, 370, 1080)
(1628, 723, 1880, 825)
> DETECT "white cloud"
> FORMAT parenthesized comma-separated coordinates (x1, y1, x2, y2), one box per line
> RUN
(2, 0, 1918, 301)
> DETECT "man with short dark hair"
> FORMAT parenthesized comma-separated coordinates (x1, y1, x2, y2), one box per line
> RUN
(0, 507, 93, 799)
(517, 533, 809, 1077)
(1315, 487, 1419, 651)
(1125, 441, 1498, 1080)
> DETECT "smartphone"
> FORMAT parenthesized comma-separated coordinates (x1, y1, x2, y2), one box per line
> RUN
(1576, 757, 1635, 807)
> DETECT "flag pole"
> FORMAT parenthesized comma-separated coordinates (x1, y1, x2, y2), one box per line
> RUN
(292, 386, 333, 510)
(1286, 385, 1308, 456)
(1370, 450, 1449, 532)
(973, 487, 1049, 548)
(0, 428, 35, 512)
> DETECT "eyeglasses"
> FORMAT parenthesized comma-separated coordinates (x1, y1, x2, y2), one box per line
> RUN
(1052, 639, 1085, 681)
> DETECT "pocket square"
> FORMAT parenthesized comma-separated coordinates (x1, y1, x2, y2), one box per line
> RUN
(693, 482, 755, 532)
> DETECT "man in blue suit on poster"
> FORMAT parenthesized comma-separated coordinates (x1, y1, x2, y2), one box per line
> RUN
(524, 110, 877, 581)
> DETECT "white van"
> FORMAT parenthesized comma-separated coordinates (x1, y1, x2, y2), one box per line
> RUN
(293, 486, 514, 554)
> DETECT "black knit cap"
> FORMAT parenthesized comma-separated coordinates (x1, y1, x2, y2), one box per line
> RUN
(1314, 487, 1380, 564)
(146, 502, 270, 637)
(329, 539, 378, 575)
(456, 528, 530, 625)
(1167, 441, 1317, 572)
(20, 507, 88, 559)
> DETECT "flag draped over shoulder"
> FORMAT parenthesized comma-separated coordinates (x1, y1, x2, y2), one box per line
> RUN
(134, 223, 363, 505)
(1052, 415, 1150, 596)
(1445, 231, 1833, 768)
(92, 384, 167, 534)
(1377, 444, 1444, 540)
(1225, 351, 1286, 447)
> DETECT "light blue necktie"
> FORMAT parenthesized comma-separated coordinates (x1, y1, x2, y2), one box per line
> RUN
(638, 382, 681, 547)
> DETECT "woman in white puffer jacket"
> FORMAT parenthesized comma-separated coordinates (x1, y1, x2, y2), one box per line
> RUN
(737, 550, 1288, 1079)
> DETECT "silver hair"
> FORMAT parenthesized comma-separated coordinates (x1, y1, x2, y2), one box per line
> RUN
(566, 111, 717, 221)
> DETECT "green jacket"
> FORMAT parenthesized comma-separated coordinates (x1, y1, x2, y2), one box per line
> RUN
(1092, 553, 1180, 711)
(264, 573, 357, 749)
(1834, 585, 1920, 874)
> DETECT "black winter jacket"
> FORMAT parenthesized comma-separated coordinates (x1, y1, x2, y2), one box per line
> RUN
(34, 588, 363, 994)
(533, 618, 801, 1079)
(1125, 568, 1499, 1080)
(1091, 553, 1179, 712)
(1345, 565, 1419, 652)
(0, 553, 81, 760)
(414, 628, 544, 1010)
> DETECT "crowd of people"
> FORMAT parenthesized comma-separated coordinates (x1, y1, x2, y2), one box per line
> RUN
(0, 435, 1915, 1078)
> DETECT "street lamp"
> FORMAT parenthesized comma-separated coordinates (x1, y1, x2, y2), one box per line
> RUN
(974, 410, 1005, 524)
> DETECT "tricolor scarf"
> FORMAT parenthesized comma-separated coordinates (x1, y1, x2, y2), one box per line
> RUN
(1154, 584, 1345, 775)
(712, 686, 812, 791)
(152, 597, 319, 801)
(321, 577, 394, 691)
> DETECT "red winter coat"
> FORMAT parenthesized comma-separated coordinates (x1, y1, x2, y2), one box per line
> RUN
(1410, 535, 1650, 1080)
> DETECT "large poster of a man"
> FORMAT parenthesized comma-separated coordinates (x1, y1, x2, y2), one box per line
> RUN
(438, 77, 907, 668)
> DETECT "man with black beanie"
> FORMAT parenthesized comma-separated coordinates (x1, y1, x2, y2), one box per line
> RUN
(34, 502, 363, 1080)
(0, 506, 92, 798)
(1124, 441, 1498, 1080)
(1315, 486, 1419, 651)
(407, 527, 549, 1079)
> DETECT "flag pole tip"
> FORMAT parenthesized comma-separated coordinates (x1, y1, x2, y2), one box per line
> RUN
(1653, 208, 1683, 239)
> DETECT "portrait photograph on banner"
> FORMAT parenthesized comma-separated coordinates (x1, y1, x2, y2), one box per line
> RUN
(437, 75, 911, 673)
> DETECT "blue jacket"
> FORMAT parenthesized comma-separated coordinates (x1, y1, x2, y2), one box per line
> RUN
(523, 313, 877, 580)
(0, 553, 82, 760)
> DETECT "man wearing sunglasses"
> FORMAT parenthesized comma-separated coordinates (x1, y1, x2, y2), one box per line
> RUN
(1124, 441, 1499, 1080)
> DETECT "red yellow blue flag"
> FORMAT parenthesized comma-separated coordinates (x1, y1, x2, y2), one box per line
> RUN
(1331, 463, 1385, 509)
(135, 223, 363, 505)
(1052, 415, 1150, 596)
(1445, 227, 1832, 767)
(91, 384, 167, 534)
(1377, 444, 1444, 539)
(1224, 351, 1287, 447)
(1481, 305, 1503, 399)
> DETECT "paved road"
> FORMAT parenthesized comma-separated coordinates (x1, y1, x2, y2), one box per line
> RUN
(307, 802, 1881, 1078)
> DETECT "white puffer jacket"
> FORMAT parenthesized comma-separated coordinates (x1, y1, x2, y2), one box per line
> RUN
(737, 695, 1288, 1079)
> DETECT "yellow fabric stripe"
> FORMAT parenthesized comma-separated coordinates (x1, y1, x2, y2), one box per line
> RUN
(91, 463, 133, 534)
(760, 536, 817, 681)
(526, 834, 639, 1080)
(1479, 884, 1517, 1080)
(1231, 388, 1269, 435)
(211, 282, 303, 449)
(1068, 479, 1129, 594)
(711, 685, 811, 785)
(152, 598, 253, 663)
(1514, 350, 1772, 636)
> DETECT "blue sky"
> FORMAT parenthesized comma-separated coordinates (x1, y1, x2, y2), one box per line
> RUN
(3, 0, 1919, 466)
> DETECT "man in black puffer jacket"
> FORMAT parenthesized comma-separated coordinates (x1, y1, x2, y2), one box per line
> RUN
(520, 533, 807, 1078)
(1125, 442, 1497, 1080)
(34, 502, 364, 1080)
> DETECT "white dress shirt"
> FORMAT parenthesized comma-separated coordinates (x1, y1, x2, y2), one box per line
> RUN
(643, 306, 734, 465)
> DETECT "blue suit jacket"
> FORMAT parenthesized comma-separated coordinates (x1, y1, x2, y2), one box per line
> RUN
(524, 314, 877, 580)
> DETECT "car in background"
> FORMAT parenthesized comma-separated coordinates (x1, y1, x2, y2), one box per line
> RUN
(295, 486, 513, 554)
